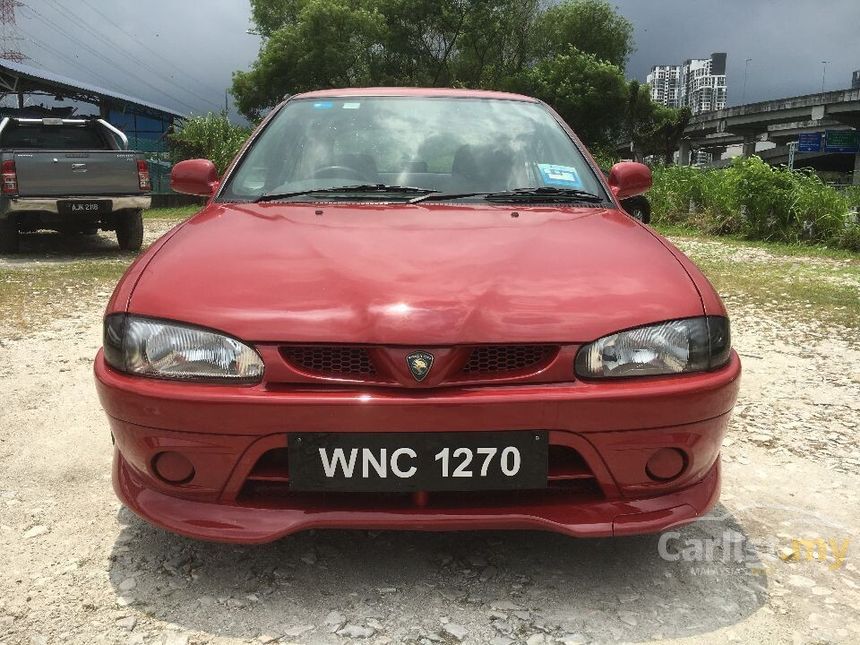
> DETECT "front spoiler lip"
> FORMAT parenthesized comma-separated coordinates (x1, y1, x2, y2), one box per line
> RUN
(114, 451, 721, 544)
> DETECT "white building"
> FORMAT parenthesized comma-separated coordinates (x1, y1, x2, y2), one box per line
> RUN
(646, 65, 681, 108)
(647, 53, 727, 115)
(680, 53, 727, 114)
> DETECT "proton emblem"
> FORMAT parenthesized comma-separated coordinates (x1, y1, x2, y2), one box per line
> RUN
(406, 351, 434, 382)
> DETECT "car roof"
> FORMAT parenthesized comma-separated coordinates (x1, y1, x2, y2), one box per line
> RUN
(290, 87, 539, 103)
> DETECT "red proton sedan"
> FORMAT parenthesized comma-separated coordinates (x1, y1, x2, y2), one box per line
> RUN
(95, 88, 740, 543)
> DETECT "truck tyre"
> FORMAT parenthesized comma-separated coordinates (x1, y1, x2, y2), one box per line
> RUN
(0, 217, 19, 253)
(116, 209, 144, 251)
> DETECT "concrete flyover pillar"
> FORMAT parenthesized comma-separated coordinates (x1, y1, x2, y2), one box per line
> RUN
(678, 140, 692, 166)
(742, 134, 757, 158)
(854, 150, 860, 185)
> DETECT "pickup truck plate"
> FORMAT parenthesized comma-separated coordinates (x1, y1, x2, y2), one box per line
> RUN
(57, 199, 112, 215)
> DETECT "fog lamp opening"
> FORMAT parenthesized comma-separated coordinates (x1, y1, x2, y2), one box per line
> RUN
(645, 448, 686, 482)
(152, 451, 195, 484)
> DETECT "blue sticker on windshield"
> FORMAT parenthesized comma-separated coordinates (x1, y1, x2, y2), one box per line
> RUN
(537, 164, 583, 188)
(313, 101, 334, 109)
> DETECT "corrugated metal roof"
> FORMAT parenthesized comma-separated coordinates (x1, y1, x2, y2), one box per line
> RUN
(0, 59, 185, 119)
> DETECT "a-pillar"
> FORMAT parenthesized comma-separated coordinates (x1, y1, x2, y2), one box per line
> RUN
(678, 140, 692, 166)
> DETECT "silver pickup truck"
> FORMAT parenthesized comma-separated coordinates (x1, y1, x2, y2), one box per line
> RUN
(0, 117, 151, 253)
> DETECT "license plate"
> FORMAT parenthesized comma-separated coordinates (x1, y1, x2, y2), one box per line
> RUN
(288, 431, 548, 492)
(57, 200, 112, 215)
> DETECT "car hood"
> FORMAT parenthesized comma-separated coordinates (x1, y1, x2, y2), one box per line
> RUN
(128, 202, 704, 344)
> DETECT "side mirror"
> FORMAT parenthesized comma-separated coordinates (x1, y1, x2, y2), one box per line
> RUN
(607, 161, 652, 200)
(171, 159, 219, 197)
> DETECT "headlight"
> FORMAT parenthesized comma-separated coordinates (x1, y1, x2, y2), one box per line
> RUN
(103, 314, 264, 383)
(575, 316, 730, 378)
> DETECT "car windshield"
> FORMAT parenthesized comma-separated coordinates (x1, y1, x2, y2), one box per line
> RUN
(219, 96, 607, 202)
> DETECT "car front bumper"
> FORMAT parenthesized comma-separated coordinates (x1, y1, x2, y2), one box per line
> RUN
(95, 350, 741, 543)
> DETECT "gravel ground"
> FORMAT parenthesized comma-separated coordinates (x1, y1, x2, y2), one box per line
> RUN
(1, 224, 858, 645)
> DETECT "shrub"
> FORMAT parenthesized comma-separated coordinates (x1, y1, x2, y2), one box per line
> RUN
(650, 157, 857, 250)
(169, 112, 251, 174)
(648, 164, 704, 225)
(842, 185, 860, 209)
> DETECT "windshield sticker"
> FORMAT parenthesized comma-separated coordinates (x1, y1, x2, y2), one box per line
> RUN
(313, 101, 334, 109)
(537, 164, 583, 188)
(342, 102, 361, 109)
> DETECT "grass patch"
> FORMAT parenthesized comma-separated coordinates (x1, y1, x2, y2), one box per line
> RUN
(142, 205, 200, 221)
(657, 223, 860, 260)
(662, 227, 860, 329)
(0, 260, 128, 336)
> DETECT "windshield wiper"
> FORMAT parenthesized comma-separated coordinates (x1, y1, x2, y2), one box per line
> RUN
(485, 187, 605, 203)
(409, 186, 605, 204)
(256, 184, 438, 203)
(408, 191, 488, 204)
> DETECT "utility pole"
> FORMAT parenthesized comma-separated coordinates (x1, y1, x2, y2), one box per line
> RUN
(0, 0, 27, 63)
(821, 60, 830, 93)
(742, 58, 752, 104)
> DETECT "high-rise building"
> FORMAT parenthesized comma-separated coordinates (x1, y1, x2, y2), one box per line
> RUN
(680, 53, 727, 114)
(646, 65, 681, 108)
(647, 53, 728, 115)
(853, 70, 860, 90)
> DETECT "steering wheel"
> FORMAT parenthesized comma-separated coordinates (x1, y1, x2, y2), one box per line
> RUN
(311, 165, 368, 181)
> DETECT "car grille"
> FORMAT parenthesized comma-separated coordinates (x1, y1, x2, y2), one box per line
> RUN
(279, 344, 558, 384)
(280, 346, 377, 377)
(460, 345, 555, 376)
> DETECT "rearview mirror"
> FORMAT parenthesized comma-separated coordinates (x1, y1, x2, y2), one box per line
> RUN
(171, 159, 219, 197)
(607, 162, 652, 200)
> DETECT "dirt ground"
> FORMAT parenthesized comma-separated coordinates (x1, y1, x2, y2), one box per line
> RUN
(1, 222, 858, 645)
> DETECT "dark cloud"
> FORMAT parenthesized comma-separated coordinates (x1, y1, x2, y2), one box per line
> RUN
(614, 0, 860, 104)
(10, 0, 860, 118)
(15, 0, 261, 118)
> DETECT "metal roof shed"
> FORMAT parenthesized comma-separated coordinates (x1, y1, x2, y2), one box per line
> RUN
(0, 60, 184, 151)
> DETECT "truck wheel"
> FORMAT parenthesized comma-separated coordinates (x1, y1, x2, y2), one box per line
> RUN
(622, 196, 651, 224)
(0, 217, 19, 253)
(116, 209, 144, 251)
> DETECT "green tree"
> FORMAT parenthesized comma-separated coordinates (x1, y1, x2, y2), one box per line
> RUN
(233, 0, 638, 126)
(532, 0, 634, 68)
(644, 105, 693, 164)
(169, 112, 251, 174)
(233, 0, 387, 120)
(249, 0, 304, 37)
(514, 46, 628, 147)
(622, 80, 657, 160)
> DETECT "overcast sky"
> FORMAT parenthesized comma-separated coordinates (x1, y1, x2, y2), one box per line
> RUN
(9, 0, 860, 119)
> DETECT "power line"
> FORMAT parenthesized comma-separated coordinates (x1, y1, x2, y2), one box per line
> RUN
(19, 25, 139, 92)
(21, 3, 199, 113)
(41, 0, 221, 111)
(77, 0, 225, 98)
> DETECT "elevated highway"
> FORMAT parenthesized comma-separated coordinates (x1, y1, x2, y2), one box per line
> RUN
(682, 89, 860, 182)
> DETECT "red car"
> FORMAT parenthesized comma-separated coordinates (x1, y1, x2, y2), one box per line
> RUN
(95, 88, 740, 543)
